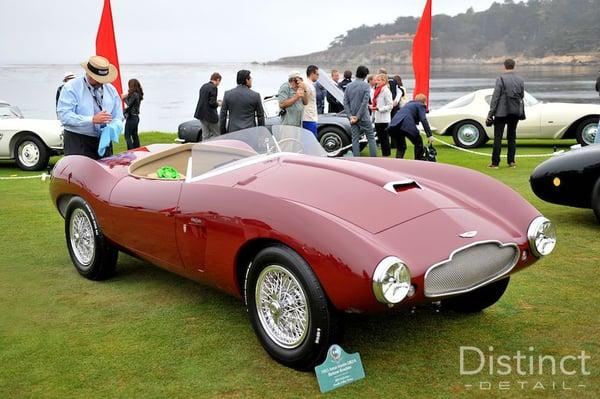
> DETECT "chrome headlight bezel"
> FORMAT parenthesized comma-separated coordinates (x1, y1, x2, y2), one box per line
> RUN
(527, 216, 556, 257)
(372, 256, 411, 304)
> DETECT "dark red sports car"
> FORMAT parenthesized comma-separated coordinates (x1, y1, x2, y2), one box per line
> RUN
(50, 126, 556, 370)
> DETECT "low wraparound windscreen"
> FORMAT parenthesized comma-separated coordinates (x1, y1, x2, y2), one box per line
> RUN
(190, 125, 326, 179)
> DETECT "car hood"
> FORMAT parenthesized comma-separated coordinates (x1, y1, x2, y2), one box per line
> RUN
(241, 155, 474, 233)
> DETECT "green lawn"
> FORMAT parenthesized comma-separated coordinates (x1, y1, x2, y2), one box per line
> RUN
(1, 133, 598, 398)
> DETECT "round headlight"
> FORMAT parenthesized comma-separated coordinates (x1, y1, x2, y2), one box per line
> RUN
(527, 216, 556, 257)
(372, 257, 411, 304)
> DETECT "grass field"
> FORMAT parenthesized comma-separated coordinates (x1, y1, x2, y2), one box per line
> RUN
(1, 133, 598, 398)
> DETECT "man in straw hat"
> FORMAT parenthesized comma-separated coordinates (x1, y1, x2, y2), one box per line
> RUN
(57, 55, 123, 159)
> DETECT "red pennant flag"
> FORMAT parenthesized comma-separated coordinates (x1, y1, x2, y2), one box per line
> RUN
(412, 0, 432, 107)
(96, 0, 122, 96)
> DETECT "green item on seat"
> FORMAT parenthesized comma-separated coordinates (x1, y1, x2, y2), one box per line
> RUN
(156, 166, 180, 179)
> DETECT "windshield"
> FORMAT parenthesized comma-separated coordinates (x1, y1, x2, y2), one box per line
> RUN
(0, 104, 23, 119)
(439, 93, 475, 110)
(524, 91, 540, 106)
(189, 125, 326, 179)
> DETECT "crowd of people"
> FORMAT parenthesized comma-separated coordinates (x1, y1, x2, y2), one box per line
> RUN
(56, 54, 554, 168)
(193, 64, 434, 160)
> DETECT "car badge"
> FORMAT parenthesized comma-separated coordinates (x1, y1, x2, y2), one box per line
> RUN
(459, 231, 478, 238)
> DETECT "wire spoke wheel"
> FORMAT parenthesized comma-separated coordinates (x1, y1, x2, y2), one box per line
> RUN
(69, 208, 95, 268)
(255, 265, 310, 349)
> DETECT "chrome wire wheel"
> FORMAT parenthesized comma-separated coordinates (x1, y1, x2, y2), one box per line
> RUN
(17, 141, 40, 168)
(581, 122, 597, 145)
(456, 123, 480, 147)
(69, 208, 95, 268)
(255, 265, 310, 349)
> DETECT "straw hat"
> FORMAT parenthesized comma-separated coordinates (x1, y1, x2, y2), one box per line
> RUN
(80, 55, 117, 84)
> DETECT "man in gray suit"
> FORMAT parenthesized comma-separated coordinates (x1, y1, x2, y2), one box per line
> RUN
(220, 70, 265, 134)
(487, 58, 525, 168)
(343, 65, 377, 157)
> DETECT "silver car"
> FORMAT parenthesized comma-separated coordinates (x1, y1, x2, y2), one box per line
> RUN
(178, 96, 360, 156)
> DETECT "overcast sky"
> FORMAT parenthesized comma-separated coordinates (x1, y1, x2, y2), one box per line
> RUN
(0, 0, 507, 64)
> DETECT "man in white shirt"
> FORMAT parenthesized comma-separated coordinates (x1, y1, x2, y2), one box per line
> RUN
(302, 65, 319, 137)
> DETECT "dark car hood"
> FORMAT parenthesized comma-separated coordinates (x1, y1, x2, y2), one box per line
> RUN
(241, 156, 474, 233)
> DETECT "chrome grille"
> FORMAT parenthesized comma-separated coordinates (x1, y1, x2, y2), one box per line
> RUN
(424, 241, 519, 297)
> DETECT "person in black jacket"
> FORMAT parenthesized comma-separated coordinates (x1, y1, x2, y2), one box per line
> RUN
(122, 78, 144, 150)
(326, 69, 344, 113)
(388, 94, 433, 160)
(486, 58, 525, 169)
(194, 72, 222, 140)
(339, 70, 352, 92)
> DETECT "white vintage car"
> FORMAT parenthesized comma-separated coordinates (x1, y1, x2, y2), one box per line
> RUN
(428, 89, 600, 148)
(0, 100, 63, 170)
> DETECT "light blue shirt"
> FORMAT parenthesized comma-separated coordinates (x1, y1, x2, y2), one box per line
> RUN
(57, 75, 123, 137)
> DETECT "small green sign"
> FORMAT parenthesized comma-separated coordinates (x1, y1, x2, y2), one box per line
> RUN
(314, 345, 365, 393)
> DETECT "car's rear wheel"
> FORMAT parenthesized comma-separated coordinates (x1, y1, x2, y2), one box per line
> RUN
(318, 126, 350, 156)
(65, 197, 118, 280)
(575, 117, 599, 146)
(245, 244, 342, 370)
(443, 277, 510, 313)
(14, 135, 50, 171)
(452, 121, 487, 149)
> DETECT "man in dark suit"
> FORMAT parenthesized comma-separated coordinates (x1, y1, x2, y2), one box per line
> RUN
(487, 58, 525, 169)
(194, 72, 221, 140)
(219, 70, 265, 134)
(343, 65, 377, 157)
(388, 93, 433, 159)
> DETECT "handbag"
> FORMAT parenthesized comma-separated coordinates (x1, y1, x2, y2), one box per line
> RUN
(423, 144, 437, 162)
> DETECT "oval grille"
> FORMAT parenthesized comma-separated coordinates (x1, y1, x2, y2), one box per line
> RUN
(424, 242, 519, 298)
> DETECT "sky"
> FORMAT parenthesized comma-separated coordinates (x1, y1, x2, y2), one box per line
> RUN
(0, 0, 507, 64)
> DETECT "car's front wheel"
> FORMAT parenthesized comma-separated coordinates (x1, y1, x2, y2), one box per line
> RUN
(245, 245, 341, 370)
(14, 135, 50, 171)
(443, 277, 510, 313)
(452, 121, 487, 149)
(575, 117, 599, 146)
(65, 197, 118, 280)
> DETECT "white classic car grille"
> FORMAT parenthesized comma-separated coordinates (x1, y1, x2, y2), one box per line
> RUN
(424, 242, 519, 297)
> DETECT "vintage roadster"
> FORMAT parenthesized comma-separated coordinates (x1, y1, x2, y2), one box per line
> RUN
(50, 125, 556, 370)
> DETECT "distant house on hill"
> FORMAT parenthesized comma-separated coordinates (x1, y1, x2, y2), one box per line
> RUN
(370, 33, 414, 44)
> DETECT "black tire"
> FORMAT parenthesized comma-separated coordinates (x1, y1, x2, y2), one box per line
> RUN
(591, 178, 600, 223)
(64, 197, 118, 280)
(14, 134, 50, 171)
(443, 277, 510, 313)
(575, 116, 599, 146)
(318, 126, 350, 156)
(245, 244, 342, 370)
(452, 121, 487, 149)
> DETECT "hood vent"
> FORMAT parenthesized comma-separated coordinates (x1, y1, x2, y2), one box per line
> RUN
(384, 180, 422, 193)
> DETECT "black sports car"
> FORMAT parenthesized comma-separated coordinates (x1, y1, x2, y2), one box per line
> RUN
(530, 144, 600, 221)
(178, 96, 360, 156)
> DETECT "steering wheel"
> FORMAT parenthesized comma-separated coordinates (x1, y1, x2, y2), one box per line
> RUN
(277, 138, 305, 154)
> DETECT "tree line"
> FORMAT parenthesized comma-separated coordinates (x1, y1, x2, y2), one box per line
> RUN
(329, 0, 600, 59)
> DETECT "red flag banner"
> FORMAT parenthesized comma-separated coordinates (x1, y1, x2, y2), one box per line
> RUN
(412, 0, 432, 106)
(96, 0, 122, 96)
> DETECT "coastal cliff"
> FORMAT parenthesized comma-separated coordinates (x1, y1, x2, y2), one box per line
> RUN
(270, 0, 600, 67)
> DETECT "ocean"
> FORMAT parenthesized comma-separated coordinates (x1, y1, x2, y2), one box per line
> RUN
(1, 63, 598, 132)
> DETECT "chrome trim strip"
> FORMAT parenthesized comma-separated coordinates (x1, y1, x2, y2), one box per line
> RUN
(424, 240, 520, 298)
(383, 179, 422, 193)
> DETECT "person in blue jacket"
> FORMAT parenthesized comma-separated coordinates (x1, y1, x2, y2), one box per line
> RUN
(387, 93, 433, 159)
